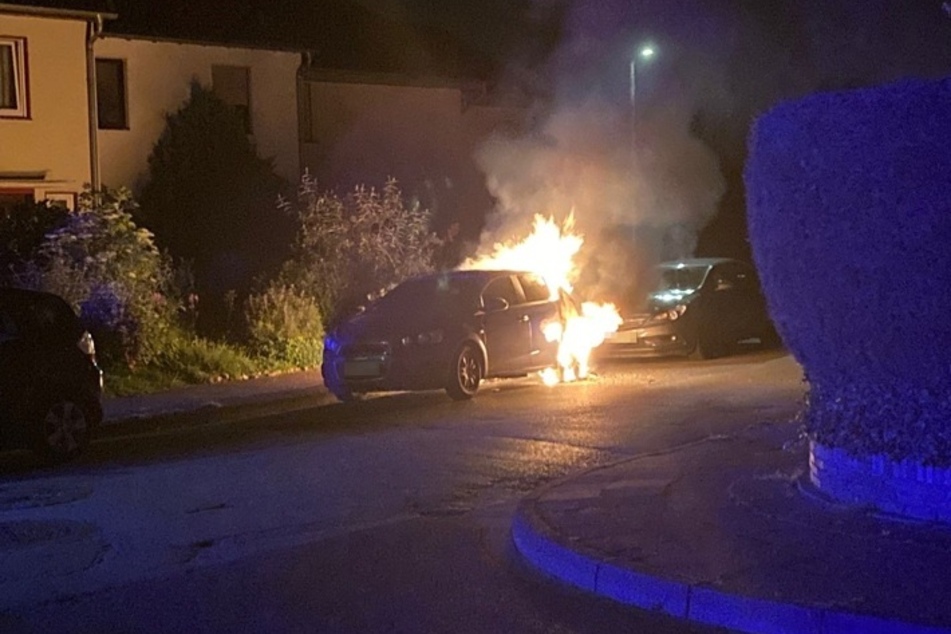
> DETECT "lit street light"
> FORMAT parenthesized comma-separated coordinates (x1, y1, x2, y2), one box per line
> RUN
(629, 44, 656, 149)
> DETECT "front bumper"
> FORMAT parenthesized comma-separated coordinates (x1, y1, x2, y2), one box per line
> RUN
(599, 320, 694, 358)
(322, 341, 452, 394)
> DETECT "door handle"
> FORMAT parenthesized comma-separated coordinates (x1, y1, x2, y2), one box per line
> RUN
(520, 314, 530, 323)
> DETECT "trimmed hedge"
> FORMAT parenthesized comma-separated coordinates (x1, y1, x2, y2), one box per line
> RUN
(746, 77, 951, 464)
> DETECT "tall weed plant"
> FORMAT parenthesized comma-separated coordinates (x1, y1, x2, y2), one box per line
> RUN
(280, 173, 440, 322)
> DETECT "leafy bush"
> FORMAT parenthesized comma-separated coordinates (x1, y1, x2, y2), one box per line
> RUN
(137, 81, 290, 336)
(746, 77, 951, 464)
(244, 282, 323, 368)
(0, 200, 70, 278)
(280, 172, 440, 322)
(37, 186, 175, 368)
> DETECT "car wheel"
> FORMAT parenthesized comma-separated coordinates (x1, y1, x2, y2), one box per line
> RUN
(33, 397, 90, 463)
(446, 343, 482, 400)
(691, 325, 727, 360)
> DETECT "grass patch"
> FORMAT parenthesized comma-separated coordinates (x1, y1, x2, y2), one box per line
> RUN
(102, 330, 321, 397)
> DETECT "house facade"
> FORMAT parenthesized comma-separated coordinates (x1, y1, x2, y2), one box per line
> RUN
(299, 68, 525, 234)
(0, 4, 105, 209)
(94, 35, 301, 191)
(2, 1, 526, 233)
(0, 2, 302, 211)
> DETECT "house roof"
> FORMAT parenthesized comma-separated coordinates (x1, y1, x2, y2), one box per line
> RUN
(0, 0, 115, 18)
(105, 0, 497, 80)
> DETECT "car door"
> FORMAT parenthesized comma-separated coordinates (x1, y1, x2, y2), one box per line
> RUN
(515, 273, 561, 368)
(481, 275, 531, 375)
(707, 263, 759, 343)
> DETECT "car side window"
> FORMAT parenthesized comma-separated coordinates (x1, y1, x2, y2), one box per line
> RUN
(482, 276, 522, 308)
(516, 273, 551, 303)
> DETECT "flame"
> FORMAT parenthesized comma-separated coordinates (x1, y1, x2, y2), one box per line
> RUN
(461, 213, 621, 383)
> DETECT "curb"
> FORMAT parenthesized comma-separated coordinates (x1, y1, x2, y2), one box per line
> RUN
(512, 489, 951, 634)
(96, 387, 337, 440)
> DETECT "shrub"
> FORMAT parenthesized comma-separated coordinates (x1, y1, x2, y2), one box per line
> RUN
(137, 81, 291, 336)
(746, 77, 951, 464)
(244, 282, 323, 368)
(0, 200, 70, 279)
(37, 186, 175, 368)
(280, 172, 440, 322)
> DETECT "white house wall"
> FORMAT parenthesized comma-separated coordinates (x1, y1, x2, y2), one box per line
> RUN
(0, 13, 91, 203)
(94, 36, 300, 192)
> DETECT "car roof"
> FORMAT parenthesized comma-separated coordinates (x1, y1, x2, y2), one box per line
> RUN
(0, 287, 71, 305)
(656, 257, 745, 270)
(421, 269, 535, 283)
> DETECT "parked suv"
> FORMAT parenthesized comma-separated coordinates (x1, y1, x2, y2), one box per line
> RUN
(0, 288, 103, 462)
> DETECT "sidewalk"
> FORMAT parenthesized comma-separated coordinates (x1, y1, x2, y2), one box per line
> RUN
(99, 369, 331, 438)
(512, 423, 951, 634)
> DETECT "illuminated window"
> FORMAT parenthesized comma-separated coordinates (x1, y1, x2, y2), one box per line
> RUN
(212, 65, 251, 134)
(0, 37, 28, 118)
(96, 58, 127, 129)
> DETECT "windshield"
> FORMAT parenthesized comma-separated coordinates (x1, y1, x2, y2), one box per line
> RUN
(371, 274, 482, 316)
(655, 265, 710, 293)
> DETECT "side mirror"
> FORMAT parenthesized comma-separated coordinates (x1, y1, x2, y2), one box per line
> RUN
(485, 296, 510, 313)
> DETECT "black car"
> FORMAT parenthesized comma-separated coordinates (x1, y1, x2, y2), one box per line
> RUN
(322, 270, 570, 401)
(0, 288, 103, 462)
(602, 258, 776, 359)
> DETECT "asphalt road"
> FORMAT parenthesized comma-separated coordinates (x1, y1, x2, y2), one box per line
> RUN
(0, 349, 804, 634)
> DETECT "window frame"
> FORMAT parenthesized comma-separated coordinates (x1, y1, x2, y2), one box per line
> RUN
(0, 36, 29, 119)
(95, 57, 128, 130)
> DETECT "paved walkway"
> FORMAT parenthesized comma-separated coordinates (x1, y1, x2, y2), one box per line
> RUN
(100, 370, 329, 436)
(513, 421, 951, 634)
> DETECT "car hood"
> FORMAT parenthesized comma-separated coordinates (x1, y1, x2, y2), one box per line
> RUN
(619, 290, 699, 329)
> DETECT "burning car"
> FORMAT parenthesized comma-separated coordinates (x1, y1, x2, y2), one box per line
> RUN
(322, 270, 573, 401)
(602, 258, 776, 359)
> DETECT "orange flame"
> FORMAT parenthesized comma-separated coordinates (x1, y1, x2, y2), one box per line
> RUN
(461, 214, 621, 383)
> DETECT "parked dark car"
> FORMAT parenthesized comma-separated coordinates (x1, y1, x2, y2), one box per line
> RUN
(602, 258, 777, 359)
(0, 288, 103, 462)
(322, 270, 571, 401)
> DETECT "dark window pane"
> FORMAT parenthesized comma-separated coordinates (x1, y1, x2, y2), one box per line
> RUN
(0, 44, 17, 110)
(96, 58, 127, 129)
(482, 276, 521, 307)
(518, 273, 552, 303)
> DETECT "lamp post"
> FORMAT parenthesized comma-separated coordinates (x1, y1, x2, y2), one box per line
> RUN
(629, 45, 655, 149)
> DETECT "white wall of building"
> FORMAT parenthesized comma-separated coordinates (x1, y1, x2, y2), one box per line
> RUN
(94, 35, 301, 192)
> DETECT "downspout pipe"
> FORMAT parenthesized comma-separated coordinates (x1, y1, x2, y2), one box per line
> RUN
(86, 14, 103, 191)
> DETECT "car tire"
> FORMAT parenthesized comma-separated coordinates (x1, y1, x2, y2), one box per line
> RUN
(446, 343, 482, 400)
(32, 396, 90, 463)
(691, 325, 727, 360)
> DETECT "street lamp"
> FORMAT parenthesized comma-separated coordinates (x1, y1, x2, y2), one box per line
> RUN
(629, 45, 656, 148)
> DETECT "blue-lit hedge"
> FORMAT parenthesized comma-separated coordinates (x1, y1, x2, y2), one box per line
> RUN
(746, 78, 951, 464)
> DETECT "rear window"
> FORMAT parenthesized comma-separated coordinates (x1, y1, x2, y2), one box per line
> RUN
(0, 292, 80, 342)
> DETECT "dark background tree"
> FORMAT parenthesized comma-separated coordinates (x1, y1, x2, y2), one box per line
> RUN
(137, 81, 291, 337)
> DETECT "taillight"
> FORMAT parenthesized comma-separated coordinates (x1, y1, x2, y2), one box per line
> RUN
(77, 330, 96, 360)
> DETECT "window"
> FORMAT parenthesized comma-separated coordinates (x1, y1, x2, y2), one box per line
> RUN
(96, 58, 127, 129)
(517, 273, 552, 303)
(212, 65, 251, 134)
(482, 276, 521, 309)
(0, 189, 33, 213)
(0, 37, 28, 118)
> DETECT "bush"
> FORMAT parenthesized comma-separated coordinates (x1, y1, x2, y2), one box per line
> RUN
(244, 282, 323, 368)
(746, 77, 951, 464)
(279, 172, 440, 322)
(137, 81, 290, 336)
(37, 186, 175, 368)
(0, 200, 70, 279)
